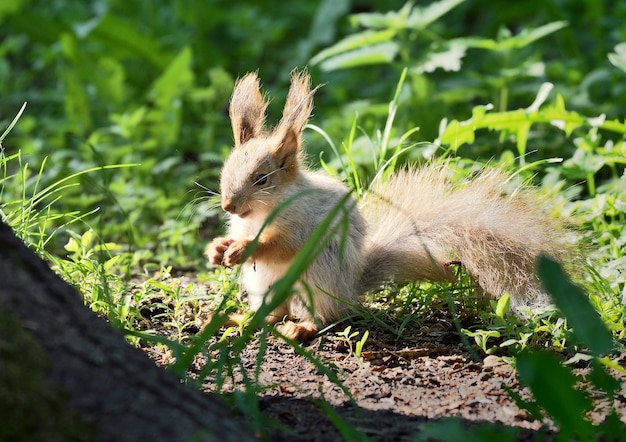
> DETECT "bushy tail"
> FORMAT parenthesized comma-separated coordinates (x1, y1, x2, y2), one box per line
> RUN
(359, 165, 571, 313)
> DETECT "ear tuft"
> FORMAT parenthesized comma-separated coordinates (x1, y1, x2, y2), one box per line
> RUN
(229, 73, 269, 147)
(277, 69, 321, 138)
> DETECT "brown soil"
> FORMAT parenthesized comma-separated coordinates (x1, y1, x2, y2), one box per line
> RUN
(212, 331, 537, 440)
(136, 278, 626, 441)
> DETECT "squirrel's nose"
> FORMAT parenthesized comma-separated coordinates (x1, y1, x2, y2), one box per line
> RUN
(222, 198, 236, 214)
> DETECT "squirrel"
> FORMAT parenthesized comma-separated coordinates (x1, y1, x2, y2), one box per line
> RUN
(205, 70, 570, 342)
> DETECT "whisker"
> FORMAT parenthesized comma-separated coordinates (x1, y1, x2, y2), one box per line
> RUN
(178, 197, 223, 223)
(178, 200, 199, 221)
(194, 181, 221, 197)
(257, 186, 277, 196)
(177, 181, 223, 222)
(264, 168, 284, 179)
(194, 181, 211, 191)
(189, 195, 220, 209)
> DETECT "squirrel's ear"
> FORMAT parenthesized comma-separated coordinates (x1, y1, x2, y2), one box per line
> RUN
(275, 69, 320, 147)
(229, 73, 269, 148)
(272, 70, 320, 174)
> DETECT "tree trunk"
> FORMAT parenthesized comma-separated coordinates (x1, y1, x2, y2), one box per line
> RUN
(0, 220, 255, 442)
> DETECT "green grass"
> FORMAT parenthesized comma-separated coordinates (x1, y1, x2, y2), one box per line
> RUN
(2, 1, 626, 439)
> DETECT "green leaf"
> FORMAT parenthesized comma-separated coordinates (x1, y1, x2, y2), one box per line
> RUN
(461, 21, 567, 52)
(306, 0, 350, 46)
(459, 36, 501, 51)
(437, 118, 476, 150)
(515, 121, 531, 157)
(316, 42, 400, 71)
(513, 21, 568, 49)
(406, 0, 465, 30)
(80, 230, 95, 249)
(351, 2, 413, 30)
(349, 0, 464, 33)
(537, 255, 613, 356)
(502, 385, 543, 421)
(64, 237, 81, 254)
(526, 82, 554, 112)
(93, 242, 124, 253)
(608, 43, 626, 73)
(562, 147, 605, 179)
(310, 29, 397, 66)
(10, 12, 68, 45)
(355, 330, 369, 358)
(516, 350, 593, 436)
(91, 14, 168, 69)
(495, 293, 510, 318)
(145, 46, 194, 145)
(60, 33, 93, 133)
(93, 57, 126, 104)
(544, 93, 584, 136)
(416, 42, 467, 73)
(149, 46, 195, 104)
(435, 90, 626, 151)
(589, 359, 621, 399)
(145, 280, 176, 295)
(103, 255, 122, 272)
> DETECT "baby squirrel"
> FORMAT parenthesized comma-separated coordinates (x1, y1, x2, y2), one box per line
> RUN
(206, 70, 568, 342)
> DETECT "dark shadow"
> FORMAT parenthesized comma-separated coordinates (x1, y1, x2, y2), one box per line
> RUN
(260, 395, 552, 441)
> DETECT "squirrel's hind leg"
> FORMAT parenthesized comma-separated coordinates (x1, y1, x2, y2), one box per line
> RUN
(201, 311, 317, 342)
(277, 320, 318, 342)
(202, 303, 289, 330)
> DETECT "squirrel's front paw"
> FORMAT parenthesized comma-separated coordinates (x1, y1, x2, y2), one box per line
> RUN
(223, 238, 251, 267)
(205, 237, 234, 266)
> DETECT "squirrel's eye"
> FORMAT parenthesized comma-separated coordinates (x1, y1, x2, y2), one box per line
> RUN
(253, 174, 268, 186)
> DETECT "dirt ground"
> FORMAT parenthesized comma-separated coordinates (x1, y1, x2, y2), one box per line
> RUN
(138, 279, 626, 441)
(206, 326, 543, 441)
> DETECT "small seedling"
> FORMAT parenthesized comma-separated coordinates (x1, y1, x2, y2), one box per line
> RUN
(333, 325, 369, 364)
